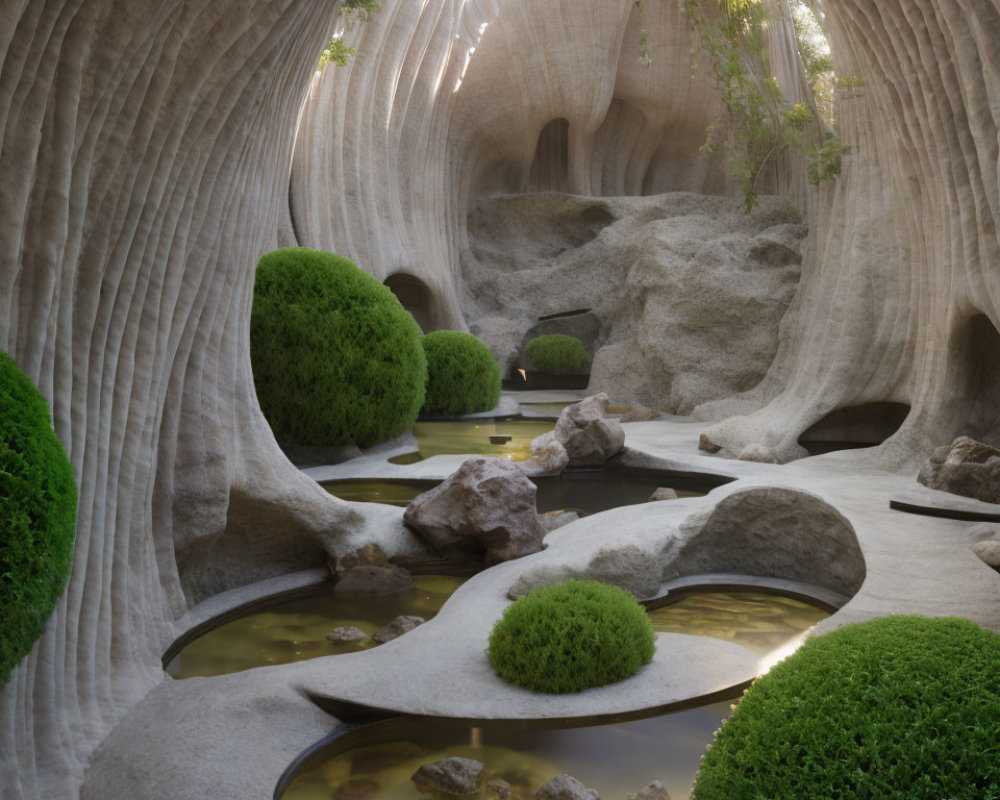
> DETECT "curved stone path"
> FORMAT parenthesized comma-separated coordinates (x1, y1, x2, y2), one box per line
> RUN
(82, 418, 1000, 800)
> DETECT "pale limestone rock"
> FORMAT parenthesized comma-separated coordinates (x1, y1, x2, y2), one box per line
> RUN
(333, 564, 414, 596)
(518, 431, 569, 476)
(648, 488, 678, 502)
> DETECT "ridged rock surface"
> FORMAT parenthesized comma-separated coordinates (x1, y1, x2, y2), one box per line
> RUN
(0, 1, 409, 797)
(697, 1, 1000, 466)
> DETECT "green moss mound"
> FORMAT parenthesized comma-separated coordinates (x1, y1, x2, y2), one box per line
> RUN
(524, 334, 591, 375)
(693, 616, 1000, 800)
(420, 331, 501, 417)
(488, 580, 655, 693)
(250, 248, 426, 447)
(1, 352, 77, 683)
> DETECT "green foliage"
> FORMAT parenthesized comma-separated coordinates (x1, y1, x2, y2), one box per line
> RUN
(524, 335, 592, 375)
(488, 580, 655, 694)
(693, 616, 1000, 800)
(0, 352, 77, 683)
(342, 0, 380, 21)
(420, 331, 501, 417)
(250, 248, 426, 448)
(687, 0, 851, 212)
(808, 136, 851, 184)
(318, 37, 357, 68)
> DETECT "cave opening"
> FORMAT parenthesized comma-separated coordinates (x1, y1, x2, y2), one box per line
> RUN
(383, 273, 436, 333)
(798, 402, 912, 455)
(528, 118, 570, 193)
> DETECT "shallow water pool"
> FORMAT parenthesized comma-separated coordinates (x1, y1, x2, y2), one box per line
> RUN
(164, 576, 465, 679)
(280, 702, 735, 800)
(388, 418, 556, 464)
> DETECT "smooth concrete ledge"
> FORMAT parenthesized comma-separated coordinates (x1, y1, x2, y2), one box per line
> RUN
(82, 418, 1000, 800)
(890, 484, 1000, 522)
(653, 573, 848, 610)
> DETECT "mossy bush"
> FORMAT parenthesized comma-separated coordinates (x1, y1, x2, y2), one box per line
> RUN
(693, 616, 1000, 800)
(420, 331, 500, 417)
(488, 580, 655, 693)
(1, 352, 77, 683)
(524, 334, 592, 375)
(250, 248, 426, 448)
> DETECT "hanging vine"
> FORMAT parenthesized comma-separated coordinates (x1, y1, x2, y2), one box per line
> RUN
(685, 0, 853, 211)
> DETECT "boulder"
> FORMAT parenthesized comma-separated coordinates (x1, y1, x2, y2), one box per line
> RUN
(535, 774, 600, 800)
(647, 488, 678, 502)
(411, 757, 484, 797)
(373, 615, 425, 643)
(917, 436, 1000, 504)
(972, 539, 1000, 569)
(334, 542, 391, 575)
(626, 780, 671, 800)
(326, 625, 368, 643)
(333, 564, 414, 596)
(403, 458, 546, 563)
(552, 394, 625, 466)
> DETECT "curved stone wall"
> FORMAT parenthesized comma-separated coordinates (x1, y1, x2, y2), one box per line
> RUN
(698, 0, 1000, 466)
(0, 1, 383, 796)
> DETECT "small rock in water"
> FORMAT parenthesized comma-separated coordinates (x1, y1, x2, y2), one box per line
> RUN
(326, 625, 368, 643)
(534, 773, 600, 800)
(373, 614, 425, 643)
(647, 488, 678, 502)
(626, 780, 672, 800)
(411, 756, 484, 797)
(485, 778, 514, 799)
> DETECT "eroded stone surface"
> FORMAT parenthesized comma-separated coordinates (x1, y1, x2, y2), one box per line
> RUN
(626, 781, 671, 800)
(326, 626, 368, 643)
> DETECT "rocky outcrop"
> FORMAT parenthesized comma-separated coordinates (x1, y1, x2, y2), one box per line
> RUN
(917, 437, 1000, 504)
(327, 626, 368, 643)
(403, 458, 546, 564)
(411, 757, 484, 797)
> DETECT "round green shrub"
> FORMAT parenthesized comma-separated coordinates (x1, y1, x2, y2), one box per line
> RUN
(420, 331, 501, 417)
(693, 616, 1000, 800)
(1, 351, 77, 683)
(524, 334, 591, 375)
(250, 248, 426, 447)
(488, 580, 655, 693)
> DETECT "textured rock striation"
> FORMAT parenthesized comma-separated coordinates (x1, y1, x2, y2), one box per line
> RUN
(0, 1, 410, 797)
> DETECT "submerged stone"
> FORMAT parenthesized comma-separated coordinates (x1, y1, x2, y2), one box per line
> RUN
(535, 773, 600, 800)
(411, 756, 484, 797)
(373, 614, 425, 643)
(326, 626, 368, 643)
